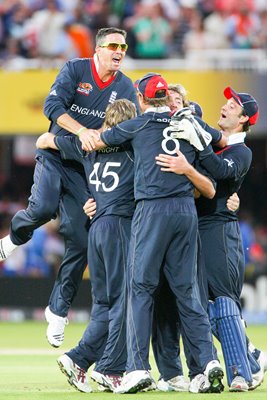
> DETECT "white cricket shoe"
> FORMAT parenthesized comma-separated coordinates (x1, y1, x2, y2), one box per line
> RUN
(250, 370, 264, 391)
(113, 370, 152, 394)
(45, 306, 68, 347)
(204, 359, 224, 393)
(230, 376, 249, 392)
(189, 374, 210, 393)
(157, 375, 189, 392)
(249, 350, 267, 390)
(140, 378, 157, 392)
(0, 235, 18, 260)
(91, 370, 122, 392)
(258, 350, 267, 373)
(57, 354, 92, 393)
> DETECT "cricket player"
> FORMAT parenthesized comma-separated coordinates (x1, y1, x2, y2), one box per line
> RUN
(84, 73, 224, 394)
(153, 83, 215, 392)
(36, 99, 137, 392)
(165, 86, 266, 391)
(0, 27, 139, 347)
(153, 85, 245, 392)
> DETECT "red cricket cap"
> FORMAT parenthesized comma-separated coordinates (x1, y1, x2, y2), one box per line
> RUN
(224, 86, 259, 125)
(138, 73, 169, 99)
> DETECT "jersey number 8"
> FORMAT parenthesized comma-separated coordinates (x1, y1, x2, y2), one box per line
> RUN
(161, 126, 180, 155)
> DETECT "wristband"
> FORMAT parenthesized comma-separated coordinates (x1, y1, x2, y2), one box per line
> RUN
(76, 126, 87, 136)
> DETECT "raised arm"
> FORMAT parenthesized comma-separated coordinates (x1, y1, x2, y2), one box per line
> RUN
(57, 115, 105, 153)
(75, 129, 107, 152)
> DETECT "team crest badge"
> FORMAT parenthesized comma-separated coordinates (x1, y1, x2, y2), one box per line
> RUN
(108, 91, 118, 103)
(77, 82, 93, 96)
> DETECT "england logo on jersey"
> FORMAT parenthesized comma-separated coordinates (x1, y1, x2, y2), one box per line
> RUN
(108, 91, 118, 104)
(77, 82, 93, 96)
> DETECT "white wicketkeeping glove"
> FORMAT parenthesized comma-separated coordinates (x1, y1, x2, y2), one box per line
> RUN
(170, 116, 212, 151)
(171, 107, 192, 121)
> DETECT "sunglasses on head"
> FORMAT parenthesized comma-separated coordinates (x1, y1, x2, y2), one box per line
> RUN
(99, 42, 128, 52)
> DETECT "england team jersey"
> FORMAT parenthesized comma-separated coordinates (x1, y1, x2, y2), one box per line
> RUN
(101, 110, 197, 201)
(196, 138, 252, 223)
(55, 135, 135, 221)
(41, 57, 139, 162)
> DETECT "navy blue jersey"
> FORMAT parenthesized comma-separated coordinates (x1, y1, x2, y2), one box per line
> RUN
(196, 142, 252, 223)
(55, 136, 135, 221)
(101, 110, 197, 201)
(41, 57, 139, 161)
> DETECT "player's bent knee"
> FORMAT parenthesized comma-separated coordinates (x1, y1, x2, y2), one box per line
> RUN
(28, 203, 57, 221)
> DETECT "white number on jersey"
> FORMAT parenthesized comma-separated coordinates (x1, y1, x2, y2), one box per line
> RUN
(89, 162, 121, 192)
(161, 126, 180, 154)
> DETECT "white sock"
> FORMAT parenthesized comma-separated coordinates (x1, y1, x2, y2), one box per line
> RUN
(0, 235, 18, 258)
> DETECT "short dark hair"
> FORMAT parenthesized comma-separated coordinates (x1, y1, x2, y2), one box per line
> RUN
(96, 27, 127, 46)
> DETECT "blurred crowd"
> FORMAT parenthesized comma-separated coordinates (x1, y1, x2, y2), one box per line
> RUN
(239, 211, 267, 285)
(0, 194, 64, 278)
(1, 0, 267, 69)
(0, 220, 64, 277)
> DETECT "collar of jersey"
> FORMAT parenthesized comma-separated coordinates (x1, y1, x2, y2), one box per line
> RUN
(92, 54, 117, 89)
(144, 106, 171, 114)
(227, 132, 246, 145)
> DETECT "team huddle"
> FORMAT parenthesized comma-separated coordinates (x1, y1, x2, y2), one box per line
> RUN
(1, 27, 267, 394)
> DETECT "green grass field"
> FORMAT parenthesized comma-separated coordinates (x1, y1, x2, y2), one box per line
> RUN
(0, 321, 266, 400)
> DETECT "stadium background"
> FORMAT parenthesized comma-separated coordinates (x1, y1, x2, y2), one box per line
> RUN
(1, 68, 267, 325)
(0, 0, 267, 326)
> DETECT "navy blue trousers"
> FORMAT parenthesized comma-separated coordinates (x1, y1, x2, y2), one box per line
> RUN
(199, 221, 245, 307)
(151, 221, 244, 380)
(68, 215, 131, 374)
(152, 234, 213, 380)
(10, 153, 90, 316)
(126, 198, 216, 373)
(152, 275, 184, 380)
